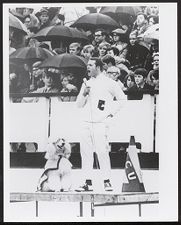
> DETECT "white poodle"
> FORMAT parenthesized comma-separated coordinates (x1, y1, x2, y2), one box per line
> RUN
(37, 138, 72, 192)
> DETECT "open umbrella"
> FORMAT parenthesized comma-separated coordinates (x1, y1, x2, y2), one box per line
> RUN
(9, 13, 27, 35)
(100, 6, 142, 25)
(139, 24, 159, 43)
(71, 13, 119, 31)
(33, 25, 89, 42)
(9, 46, 54, 64)
(39, 53, 87, 71)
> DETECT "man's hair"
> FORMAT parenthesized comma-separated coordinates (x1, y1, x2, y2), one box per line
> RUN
(134, 68, 148, 78)
(89, 57, 104, 71)
(106, 46, 119, 56)
(102, 55, 116, 66)
(94, 28, 107, 37)
(69, 42, 81, 51)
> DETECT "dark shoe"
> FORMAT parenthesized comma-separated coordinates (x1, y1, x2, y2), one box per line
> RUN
(75, 179, 93, 192)
(104, 179, 113, 191)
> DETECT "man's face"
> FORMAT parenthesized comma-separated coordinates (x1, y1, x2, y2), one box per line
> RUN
(136, 14, 146, 26)
(112, 33, 120, 42)
(134, 74, 145, 86)
(40, 14, 49, 24)
(87, 59, 98, 78)
(42, 74, 54, 87)
(94, 31, 104, 44)
(69, 46, 79, 55)
(106, 67, 120, 81)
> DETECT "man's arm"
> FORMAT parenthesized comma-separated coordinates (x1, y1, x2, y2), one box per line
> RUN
(108, 81, 127, 117)
(76, 83, 90, 108)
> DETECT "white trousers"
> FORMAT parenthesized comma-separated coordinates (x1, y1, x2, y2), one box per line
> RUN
(80, 121, 111, 182)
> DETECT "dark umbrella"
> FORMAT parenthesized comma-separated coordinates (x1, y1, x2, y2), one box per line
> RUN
(71, 13, 119, 31)
(100, 6, 142, 25)
(9, 47, 54, 64)
(9, 13, 27, 35)
(33, 25, 89, 42)
(39, 53, 87, 71)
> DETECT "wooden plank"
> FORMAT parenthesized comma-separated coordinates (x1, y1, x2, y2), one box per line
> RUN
(10, 192, 159, 204)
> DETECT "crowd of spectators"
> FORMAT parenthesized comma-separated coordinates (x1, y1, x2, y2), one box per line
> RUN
(9, 6, 159, 102)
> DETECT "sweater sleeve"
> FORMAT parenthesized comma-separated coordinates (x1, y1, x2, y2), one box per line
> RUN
(76, 83, 89, 108)
(109, 81, 127, 116)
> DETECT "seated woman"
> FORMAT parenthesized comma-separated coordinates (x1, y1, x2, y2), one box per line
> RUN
(122, 71, 136, 91)
(37, 138, 72, 192)
(60, 75, 78, 102)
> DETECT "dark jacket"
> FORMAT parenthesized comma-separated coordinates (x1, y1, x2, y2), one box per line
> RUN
(127, 83, 154, 100)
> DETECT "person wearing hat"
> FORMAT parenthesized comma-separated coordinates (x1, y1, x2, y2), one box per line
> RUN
(111, 27, 128, 61)
(127, 68, 154, 100)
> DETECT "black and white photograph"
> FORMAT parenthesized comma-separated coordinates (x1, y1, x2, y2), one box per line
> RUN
(3, 2, 178, 222)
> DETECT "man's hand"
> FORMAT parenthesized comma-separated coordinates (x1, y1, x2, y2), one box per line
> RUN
(83, 86, 90, 97)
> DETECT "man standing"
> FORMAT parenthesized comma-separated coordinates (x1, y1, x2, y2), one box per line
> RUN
(76, 58, 126, 192)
